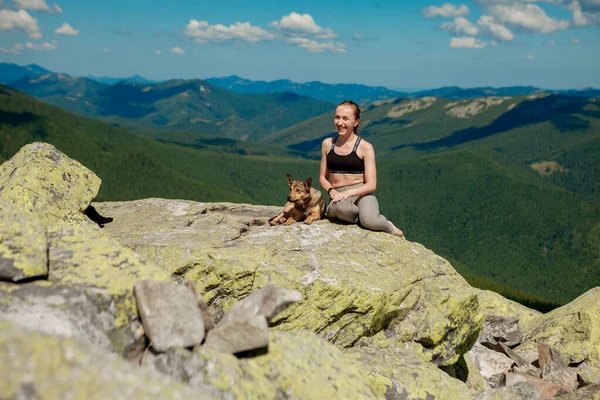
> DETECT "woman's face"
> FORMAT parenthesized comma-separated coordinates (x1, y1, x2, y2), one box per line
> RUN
(334, 106, 359, 135)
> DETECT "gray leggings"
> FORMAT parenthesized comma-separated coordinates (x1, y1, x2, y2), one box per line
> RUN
(326, 183, 393, 233)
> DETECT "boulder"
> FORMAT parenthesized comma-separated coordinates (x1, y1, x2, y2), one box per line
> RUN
(0, 142, 101, 224)
(516, 287, 600, 365)
(0, 201, 47, 281)
(344, 346, 477, 399)
(143, 330, 379, 399)
(475, 289, 541, 328)
(95, 199, 484, 366)
(46, 220, 171, 329)
(0, 281, 128, 353)
(0, 320, 212, 399)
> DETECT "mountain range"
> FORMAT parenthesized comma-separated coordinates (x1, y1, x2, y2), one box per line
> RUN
(2, 63, 599, 107)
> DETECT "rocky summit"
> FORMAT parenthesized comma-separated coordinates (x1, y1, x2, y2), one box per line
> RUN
(1, 142, 600, 399)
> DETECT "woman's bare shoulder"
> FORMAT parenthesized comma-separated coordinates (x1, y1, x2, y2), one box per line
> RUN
(358, 138, 374, 153)
(322, 136, 334, 148)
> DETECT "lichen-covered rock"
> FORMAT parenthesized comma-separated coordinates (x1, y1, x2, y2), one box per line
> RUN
(345, 346, 476, 399)
(0, 320, 213, 400)
(144, 331, 379, 399)
(0, 281, 125, 353)
(475, 289, 541, 327)
(95, 199, 484, 366)
(0, 142, 101, 224)
(0, 201, 47, 281)
(516, 287, 600, 365)
(46, 220, 171, 328)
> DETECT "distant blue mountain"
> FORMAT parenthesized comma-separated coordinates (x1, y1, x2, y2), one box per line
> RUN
(86, 74, 159, 85)
(205, 75, 408, 105)
(0, 63, 50, 84)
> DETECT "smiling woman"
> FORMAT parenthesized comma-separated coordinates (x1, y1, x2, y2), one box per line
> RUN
(319, 100, 405, 238)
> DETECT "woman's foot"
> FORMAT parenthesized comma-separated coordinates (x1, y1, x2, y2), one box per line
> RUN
(390, 222, 404, 238)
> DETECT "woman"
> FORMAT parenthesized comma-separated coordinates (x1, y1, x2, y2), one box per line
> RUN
(319, 100, 404, 238)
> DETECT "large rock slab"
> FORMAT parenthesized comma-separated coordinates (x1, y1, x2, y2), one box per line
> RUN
(516, 287, 600, 365)
(0, 320, 212, 399)
(0, 201, 47, 281)
(0, 142, 101, 224)
(95, 199, 484, 366)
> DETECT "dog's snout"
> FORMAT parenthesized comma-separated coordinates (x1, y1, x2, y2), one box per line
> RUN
(287, 196, 292, 202)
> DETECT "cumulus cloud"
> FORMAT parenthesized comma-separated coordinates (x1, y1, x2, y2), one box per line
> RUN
(0, 9, 42, 38)
(0, 44, 21, 54)
(477, 15, 515, 40)
(441, 17, 480, 35)
(450, 36, 487, 48)
(171, 46, 184, 54)
(423, 3, 470, 18)
(520, 54, 535, 60)
(284, 37, 346, 52)
(570, 36, 581, 43)
(53, 3, 62, 13)
(269, 12, 337, 39)
(13, 0, 50, 11)
(55, 22, 79, 35)
(489, 3, 569, 32)
(183, 20, 274, 43)
(25, 40, 58, 50)
(103, 48, 110, 53)
(155, 50, 161, 55)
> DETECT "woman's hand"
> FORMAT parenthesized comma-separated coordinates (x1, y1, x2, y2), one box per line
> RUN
(330, 189, 350, 204)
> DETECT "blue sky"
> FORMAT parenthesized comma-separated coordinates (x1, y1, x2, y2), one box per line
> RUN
(0, 0, 598, 89)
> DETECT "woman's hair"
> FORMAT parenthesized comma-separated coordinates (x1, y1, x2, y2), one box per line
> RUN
(336, 100, 361, 133)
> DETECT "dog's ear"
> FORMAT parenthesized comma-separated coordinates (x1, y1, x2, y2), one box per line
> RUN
(286, 174, 294, 187)
(304, 177, 313, 189)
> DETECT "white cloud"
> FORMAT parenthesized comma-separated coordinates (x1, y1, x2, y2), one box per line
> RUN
(520, 54, 535, 60)
(183, 19, 274, 44)
(55, 23, 79, 35)
(569, 0, 600, 26)
(489, 3, 569, 32)
(155, 49, 161, 55)
(25, 40, 58, 50)
(423, 3, 469, 18)
(0, 9, 42, 38)
(570, 36, 581, 43)
(171, 46, 184, 55)
(269, 12, 337, 39)
(489, 39, 499, 45)
(53, 3, 62, 13)
(285, 37, 346, 52)
(13, 0, 50, 11)
(450, 36, 487, 48)
(0, 45, 21, 54)
(477, 15, 515, 40)
(441, 17, 480, 35)
(103, 48, 110, 53)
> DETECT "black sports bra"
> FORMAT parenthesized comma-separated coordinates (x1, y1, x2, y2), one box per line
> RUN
(326, 136, 365, 174)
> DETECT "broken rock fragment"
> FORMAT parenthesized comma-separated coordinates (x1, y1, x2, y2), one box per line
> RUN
(134, 280, 205, 352)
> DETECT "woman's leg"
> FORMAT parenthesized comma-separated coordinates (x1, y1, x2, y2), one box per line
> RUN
(356, 195, 394, 233)
(326, 199, 359, 223)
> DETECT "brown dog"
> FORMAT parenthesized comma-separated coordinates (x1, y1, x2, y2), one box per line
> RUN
(269, 174, 325, 225)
